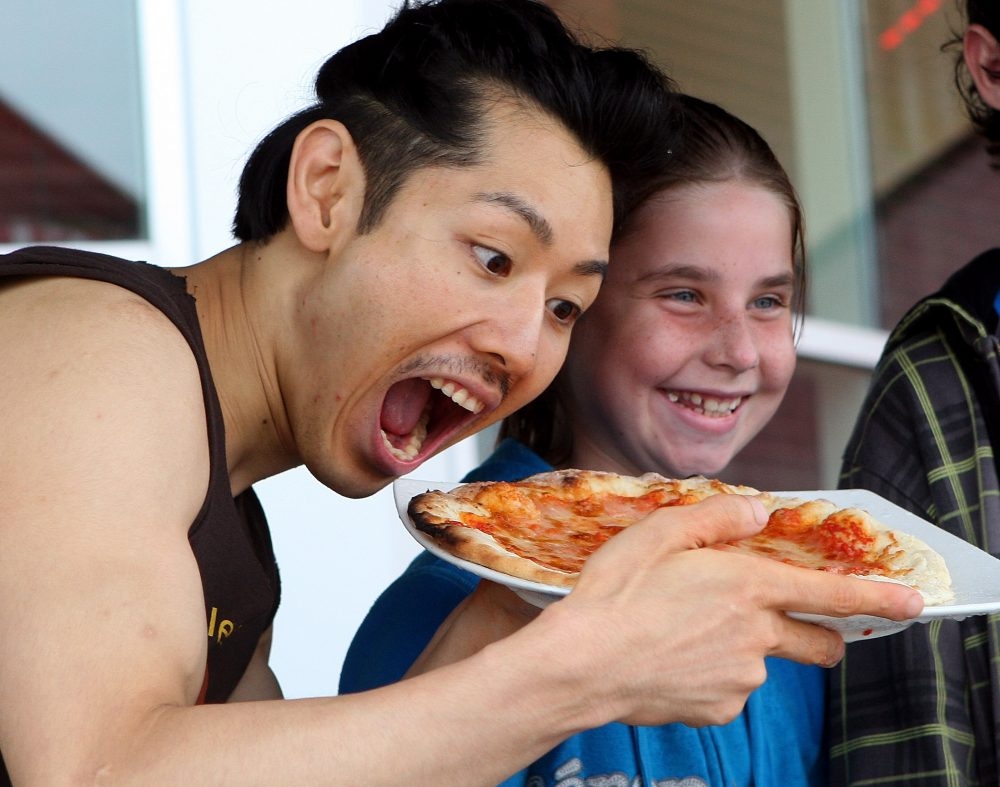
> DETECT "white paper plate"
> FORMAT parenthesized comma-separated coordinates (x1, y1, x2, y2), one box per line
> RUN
(394, 479, 1000, 641)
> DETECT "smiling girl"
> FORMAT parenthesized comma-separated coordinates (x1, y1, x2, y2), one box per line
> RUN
(340, 95, 818, 787)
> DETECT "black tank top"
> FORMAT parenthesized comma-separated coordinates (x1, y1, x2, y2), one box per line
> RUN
(0, 246, 281, 783)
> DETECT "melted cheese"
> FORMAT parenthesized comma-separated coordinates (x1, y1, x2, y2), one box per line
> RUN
(459, 486, 909, 578)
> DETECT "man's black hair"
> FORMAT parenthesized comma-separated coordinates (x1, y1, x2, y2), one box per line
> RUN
(232, 0, 677, 241)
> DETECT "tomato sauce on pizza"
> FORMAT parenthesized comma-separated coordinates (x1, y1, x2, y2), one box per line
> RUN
(455, 484, 675, 573)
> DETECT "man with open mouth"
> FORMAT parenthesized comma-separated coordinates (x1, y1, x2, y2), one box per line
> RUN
(0, 1, 924, 785)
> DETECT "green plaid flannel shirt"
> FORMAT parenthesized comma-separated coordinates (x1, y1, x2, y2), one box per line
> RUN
(830, 250, 1000, 786)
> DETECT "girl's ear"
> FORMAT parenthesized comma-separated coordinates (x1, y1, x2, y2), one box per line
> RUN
(286, 119, 366, 253)
(964, 24, 1000, 111)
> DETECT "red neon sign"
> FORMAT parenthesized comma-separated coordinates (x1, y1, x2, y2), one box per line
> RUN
(879, 0, 942, 51)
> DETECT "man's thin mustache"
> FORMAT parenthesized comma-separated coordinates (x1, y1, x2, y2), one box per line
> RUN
(399, 356, 511, 399)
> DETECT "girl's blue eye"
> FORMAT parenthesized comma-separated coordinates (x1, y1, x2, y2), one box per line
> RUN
(659, 289, 697, 303)
(473, 245, 512, 276)
(753, 295, 785, 310)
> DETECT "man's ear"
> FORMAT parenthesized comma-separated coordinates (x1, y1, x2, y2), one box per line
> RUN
(286, 119, 366, 253)
(965, 24, 1000, 111)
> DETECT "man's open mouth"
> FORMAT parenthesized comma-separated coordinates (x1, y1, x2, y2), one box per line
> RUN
(380, 376, 486, 462)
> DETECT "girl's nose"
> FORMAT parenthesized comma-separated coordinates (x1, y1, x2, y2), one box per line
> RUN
(705, 314, 760, 372)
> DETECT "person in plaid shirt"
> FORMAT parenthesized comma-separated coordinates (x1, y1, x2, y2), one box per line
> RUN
(829, 2, 1000, 783)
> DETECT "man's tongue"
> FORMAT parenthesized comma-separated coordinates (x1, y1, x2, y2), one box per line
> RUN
(381, 378, 432, 437)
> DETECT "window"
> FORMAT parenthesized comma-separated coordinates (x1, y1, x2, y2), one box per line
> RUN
(0, 1, 145, 243)
(863, 0, 1000, 328)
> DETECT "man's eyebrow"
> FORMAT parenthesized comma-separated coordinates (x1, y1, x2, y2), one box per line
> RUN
(476, 191, 553, 245)
(575, 259, 609, 281)
(475, 191, 607, 279)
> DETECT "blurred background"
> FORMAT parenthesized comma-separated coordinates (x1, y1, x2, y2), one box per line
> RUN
(3, 0, 994, 696)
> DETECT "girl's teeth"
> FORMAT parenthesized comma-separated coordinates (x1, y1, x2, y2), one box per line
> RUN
(668, 390, 742, 417)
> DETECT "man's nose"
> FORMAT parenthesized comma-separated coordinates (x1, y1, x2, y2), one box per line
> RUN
(479, 296, 547, 379)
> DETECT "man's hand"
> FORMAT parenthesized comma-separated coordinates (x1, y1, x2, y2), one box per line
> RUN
(534, 493, 923, 728)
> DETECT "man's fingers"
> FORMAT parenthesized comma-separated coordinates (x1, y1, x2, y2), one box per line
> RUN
(642, 494, 769, 550)
(580, 494, 768, 585)
(774, 612, 847, 667)
(642, 497, 926, 622)
(761, 559, 925, 621)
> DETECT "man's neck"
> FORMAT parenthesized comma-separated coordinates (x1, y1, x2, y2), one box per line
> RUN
(173, 243, 299, 494)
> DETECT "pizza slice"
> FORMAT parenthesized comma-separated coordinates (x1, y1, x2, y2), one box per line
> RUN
(408, 469, 954, 605)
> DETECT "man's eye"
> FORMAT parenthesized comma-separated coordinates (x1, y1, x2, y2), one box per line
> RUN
(473, 245, 512, 276)
(547, 298, 582, 325)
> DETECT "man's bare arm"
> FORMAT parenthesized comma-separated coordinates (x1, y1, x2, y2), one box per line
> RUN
(228, 627, 283, 702)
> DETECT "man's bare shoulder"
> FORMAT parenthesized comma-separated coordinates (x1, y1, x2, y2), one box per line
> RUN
(1, 273, 198, 382)
(0, 274, 211, 528)
(1, 273, 182, 337)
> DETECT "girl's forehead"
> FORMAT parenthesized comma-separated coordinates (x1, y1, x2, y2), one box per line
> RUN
(606, 187, 795, 283)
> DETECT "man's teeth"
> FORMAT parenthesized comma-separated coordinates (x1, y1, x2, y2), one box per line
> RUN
(380, 378, 485, 463)
(667, 391, 742, 416)
(428, 377, 484, 414)
(381, 409, 429, 461)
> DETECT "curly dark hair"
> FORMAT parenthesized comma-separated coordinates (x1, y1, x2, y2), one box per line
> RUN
(946, 0, 1000, 166)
